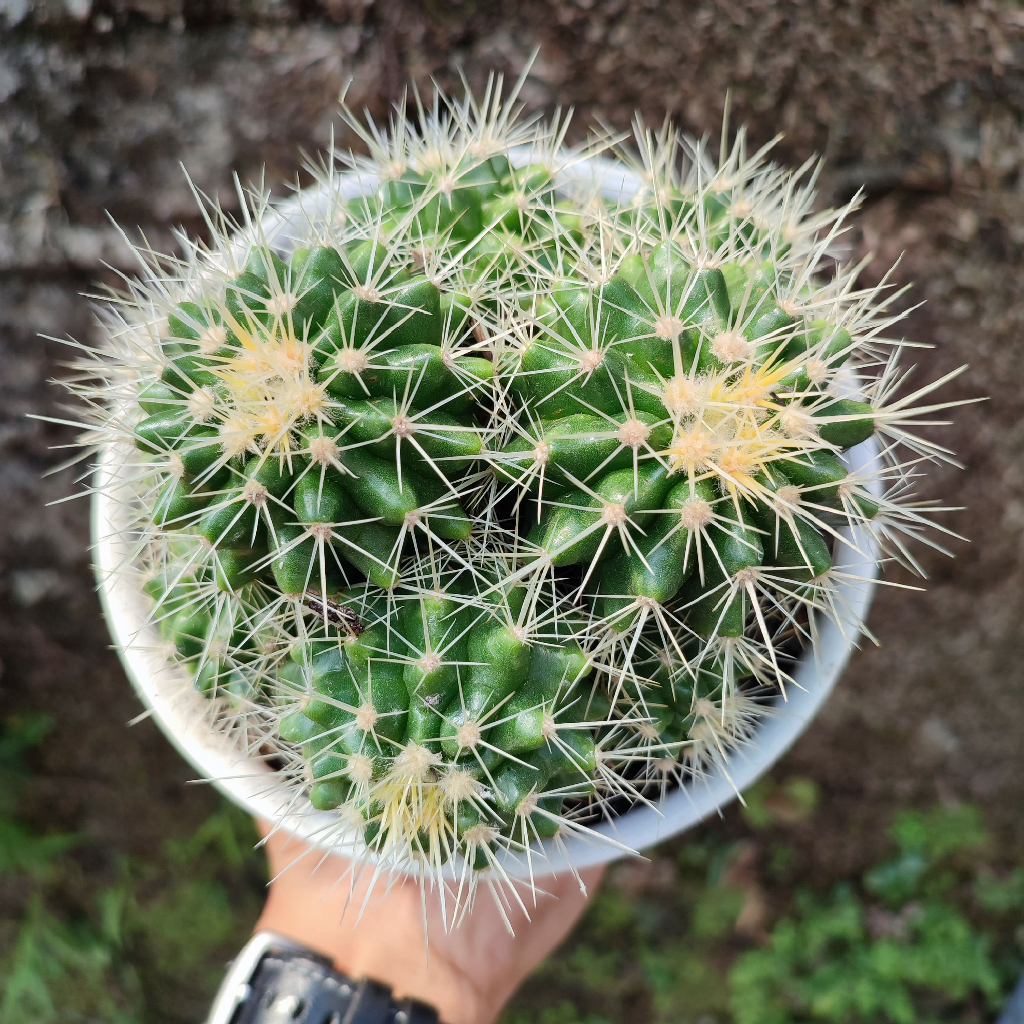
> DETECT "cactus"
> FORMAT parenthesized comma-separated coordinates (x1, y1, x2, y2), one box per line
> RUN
(273, 562, 603, 872)
(487, 123, 966, 746)
(63, 72, 967, 917)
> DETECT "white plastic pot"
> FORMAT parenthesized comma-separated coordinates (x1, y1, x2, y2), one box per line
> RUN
(92, 156, 879, 876)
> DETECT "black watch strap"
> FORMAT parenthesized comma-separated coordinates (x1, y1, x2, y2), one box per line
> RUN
(207, 932, 441, 1024)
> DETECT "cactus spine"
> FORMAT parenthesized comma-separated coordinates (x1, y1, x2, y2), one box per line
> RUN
(65, 73, 966, 917)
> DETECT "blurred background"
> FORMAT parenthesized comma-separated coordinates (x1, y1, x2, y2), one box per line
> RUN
(2, 2, 1023, 1022)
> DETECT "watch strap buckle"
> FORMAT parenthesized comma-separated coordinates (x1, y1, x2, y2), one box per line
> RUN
(206, 931, 310, 1024)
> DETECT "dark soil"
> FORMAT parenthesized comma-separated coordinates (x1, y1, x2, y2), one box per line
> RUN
(2, 0, 1023, 981)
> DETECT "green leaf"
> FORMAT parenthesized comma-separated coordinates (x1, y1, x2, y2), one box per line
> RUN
(863, 853, 929, 904)
(692, 883, 746, 938)
(0, 895, 143, 1024)
(0, 818, 82, 877)
(888, 804, 987, 862)
(162, 806, 256, 870)
(973, 868, 1024, 914)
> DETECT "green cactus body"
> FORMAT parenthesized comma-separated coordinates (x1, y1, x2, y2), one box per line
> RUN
(132, 227, 496, 600)
(266, 581, 595, 862)
(72, 76, 963, 899)
(500, 239, 879, 639)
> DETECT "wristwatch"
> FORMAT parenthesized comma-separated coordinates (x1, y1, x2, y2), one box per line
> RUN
(206, 931, 442, 1024)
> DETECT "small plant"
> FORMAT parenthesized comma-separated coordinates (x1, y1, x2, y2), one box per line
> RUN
(728, 804, 1020, 1024)
(501, 801, 1024, 1024)
(62, 70, 968, 914)
(0, 716, 265, 1024)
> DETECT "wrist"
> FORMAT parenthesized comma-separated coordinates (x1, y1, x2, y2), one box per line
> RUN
(207, 930, 443, 1024)
(254, 867, 490, 1024)
(251, 822, 604, 1024)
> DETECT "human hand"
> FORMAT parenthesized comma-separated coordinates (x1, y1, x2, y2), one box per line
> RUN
(253, 820, 606, 1024)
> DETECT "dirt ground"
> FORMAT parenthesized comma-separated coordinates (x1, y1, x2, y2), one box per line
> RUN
(2, 0, 1023, 935)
